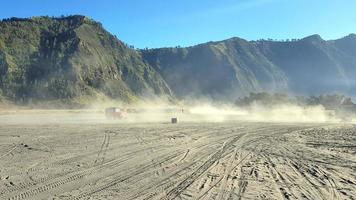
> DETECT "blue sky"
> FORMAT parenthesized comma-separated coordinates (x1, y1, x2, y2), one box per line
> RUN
(1, 0, 356, 48)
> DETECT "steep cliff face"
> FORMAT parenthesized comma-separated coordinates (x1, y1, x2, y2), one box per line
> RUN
(142, 38, 288, 100)
(143, 34, 356, 99)
(255, 34, 356, 95)
(0, 15, 171, 104)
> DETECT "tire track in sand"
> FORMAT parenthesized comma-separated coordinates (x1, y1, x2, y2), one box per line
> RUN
(161, 133, 248, 200)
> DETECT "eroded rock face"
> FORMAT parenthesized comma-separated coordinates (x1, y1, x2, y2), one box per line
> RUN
(142, 34, 356, 100)
(0, 15, 171, 105)
(142, 38, 289, 100)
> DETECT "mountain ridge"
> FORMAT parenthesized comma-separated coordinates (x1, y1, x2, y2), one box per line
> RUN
(142, 32, 356, 99)
(1, 15, 356, 106)
(0, 15, 172, 106)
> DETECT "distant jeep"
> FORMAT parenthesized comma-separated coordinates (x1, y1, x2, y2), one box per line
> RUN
(105, 107, 126, 119)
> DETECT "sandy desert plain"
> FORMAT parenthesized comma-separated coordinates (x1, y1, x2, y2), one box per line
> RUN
(0, 109, 355, 200)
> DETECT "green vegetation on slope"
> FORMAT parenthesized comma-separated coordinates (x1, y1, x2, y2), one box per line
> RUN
(0, 15, 171, 106)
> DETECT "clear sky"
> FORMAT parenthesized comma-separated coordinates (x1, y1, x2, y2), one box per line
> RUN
(1, 0, 356, 48)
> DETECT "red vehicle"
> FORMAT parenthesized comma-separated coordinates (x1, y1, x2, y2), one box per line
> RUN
(105, 107, 126, 119)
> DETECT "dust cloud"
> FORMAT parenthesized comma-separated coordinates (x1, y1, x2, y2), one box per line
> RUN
(178, 102, 341, 123)
(0, 99, 348, 125)
(242, 103, 339, 123)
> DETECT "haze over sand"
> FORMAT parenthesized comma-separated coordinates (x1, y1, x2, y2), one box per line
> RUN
(0, 99, 345, 125)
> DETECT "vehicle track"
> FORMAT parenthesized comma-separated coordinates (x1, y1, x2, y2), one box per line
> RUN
(191, 126, 312, 200)
(70, 151, 186, 200)
(161, 132, 248, 200)
(1, 126, 240, 198)
(262, 154, 292, 200)
(125, 149, 218, 200)
(5, 148, 185, 200)
(0, 144, 19, 159)
(196, 143, 262, 200)
(195, 148, 241, 200)
(125, 128, 264, 200)
(3, 122, 347, 200)
(196, 126, 306, 200)
(1, 143, 182, 199)
(158, 125, 299, 200)
(68, 126, 274, 200)
(68, 127, 254, 200)
(94, 131, 111, 165)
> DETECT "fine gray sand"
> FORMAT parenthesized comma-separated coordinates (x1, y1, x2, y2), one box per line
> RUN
(0, 112, 355, 200)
